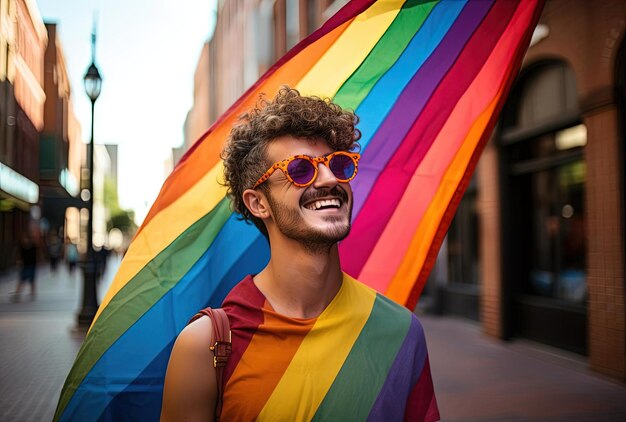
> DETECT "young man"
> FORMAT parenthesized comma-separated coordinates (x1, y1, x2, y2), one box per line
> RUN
(161, 87, 439, 421)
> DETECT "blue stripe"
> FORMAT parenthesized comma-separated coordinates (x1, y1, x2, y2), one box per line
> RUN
(61, 216, 269, 420)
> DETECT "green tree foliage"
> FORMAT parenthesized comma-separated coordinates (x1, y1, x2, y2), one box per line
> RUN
(103, 176, 121, 214)
(104, 175, 137, 235)
(107, 210, 137, 233)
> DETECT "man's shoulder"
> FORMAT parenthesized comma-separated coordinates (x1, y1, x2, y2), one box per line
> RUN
(177, 315, 214, 351)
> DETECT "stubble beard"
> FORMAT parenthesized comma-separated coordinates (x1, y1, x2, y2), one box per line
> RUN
(265, 187, 353, 255)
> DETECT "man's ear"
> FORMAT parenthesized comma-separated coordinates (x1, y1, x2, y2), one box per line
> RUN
(242, 189, 271, 220)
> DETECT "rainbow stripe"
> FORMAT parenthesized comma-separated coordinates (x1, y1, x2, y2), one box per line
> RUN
(220, 274, 438, 421)
(55, 0, 544, 420)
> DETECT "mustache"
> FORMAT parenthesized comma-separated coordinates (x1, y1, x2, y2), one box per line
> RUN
(301, 185, 349, 205)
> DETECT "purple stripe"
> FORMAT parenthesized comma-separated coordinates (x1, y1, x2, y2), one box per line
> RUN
(367, 315, 427, 421)
(351, 0, 493, 216)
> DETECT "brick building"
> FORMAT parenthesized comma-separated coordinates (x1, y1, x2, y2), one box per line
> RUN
(427, 0, 626, 382)
(0, 0, 47, 270)
(0, 2, 85, 271)
(41, 22, 84, 245)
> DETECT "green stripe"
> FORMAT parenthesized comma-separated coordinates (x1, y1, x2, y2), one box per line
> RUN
(311, 294, 412, 421)
(54, 198, 232, 420)
(333, 0, 438, 110)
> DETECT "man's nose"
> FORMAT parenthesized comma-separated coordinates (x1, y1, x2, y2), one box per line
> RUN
(313, 163, 339, 189)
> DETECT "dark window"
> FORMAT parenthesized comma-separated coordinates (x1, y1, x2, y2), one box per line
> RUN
(503, 62, 587, 307)
(447, 175, 480, 285)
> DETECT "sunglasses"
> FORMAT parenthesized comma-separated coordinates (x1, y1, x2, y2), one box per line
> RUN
(253, 151, 360, 189)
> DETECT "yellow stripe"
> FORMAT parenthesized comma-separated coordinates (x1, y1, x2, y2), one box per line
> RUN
(385, 91, 502, 304)
(296, 0, 405, 99)
(92, 162, 227, 326)
(257, 274, 376, 421)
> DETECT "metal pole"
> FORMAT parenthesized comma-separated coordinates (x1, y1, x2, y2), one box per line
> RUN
(87, 100, 95, 264)
(77, 99, 99, 327)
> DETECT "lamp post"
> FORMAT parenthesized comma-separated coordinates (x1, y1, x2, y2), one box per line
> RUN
(77, 43, 102, 327)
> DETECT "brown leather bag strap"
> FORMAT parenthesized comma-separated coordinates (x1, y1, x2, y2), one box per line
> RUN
(188, 307, 231, 421)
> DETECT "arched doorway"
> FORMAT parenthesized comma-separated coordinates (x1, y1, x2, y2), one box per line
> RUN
(499, 61, 587, 354)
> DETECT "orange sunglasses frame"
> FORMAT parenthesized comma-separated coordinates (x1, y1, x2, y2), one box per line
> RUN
(252, 151, 360, 189)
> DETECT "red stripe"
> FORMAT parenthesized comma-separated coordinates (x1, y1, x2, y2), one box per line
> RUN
(221, 275, 266, 384)
(404, 356, 439, 422)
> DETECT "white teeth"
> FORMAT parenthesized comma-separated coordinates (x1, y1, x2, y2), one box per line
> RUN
(306, 198, 341, 210)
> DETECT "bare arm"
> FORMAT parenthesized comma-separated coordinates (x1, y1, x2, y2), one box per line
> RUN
(161, 316, 217, 421)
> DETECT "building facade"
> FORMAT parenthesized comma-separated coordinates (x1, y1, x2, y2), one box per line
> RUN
(184, 42, 211, 150)
(427, 0, 626, 382)
(41, 22, 84, 245)
(0, 2, 85, 272)
(0, 0, 47, 270)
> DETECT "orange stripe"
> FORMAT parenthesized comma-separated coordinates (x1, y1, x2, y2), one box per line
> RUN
(220, 301, 315, 420)
(138, 20, 353, 233)
(384, 91, 502, 304)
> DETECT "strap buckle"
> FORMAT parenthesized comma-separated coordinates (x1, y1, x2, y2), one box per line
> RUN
(210, 341, 232, 368)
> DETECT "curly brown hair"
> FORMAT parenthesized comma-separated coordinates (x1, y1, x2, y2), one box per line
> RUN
(221, 86, 361, 238)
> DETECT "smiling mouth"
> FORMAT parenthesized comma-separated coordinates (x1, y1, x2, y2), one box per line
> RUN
(304, 198, 342, 211)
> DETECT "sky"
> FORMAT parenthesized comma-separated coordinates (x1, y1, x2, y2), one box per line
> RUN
(37, 0, 217, 224)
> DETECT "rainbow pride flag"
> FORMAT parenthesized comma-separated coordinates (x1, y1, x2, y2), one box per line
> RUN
(55, 0, 544, 420)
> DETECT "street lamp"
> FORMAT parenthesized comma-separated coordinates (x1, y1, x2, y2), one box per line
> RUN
(77, 58, 102, 327)
(84, 64, 102, 102)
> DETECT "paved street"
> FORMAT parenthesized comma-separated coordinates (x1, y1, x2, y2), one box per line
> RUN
(0, 255, 120, 422)
(0, 260, 625, 421)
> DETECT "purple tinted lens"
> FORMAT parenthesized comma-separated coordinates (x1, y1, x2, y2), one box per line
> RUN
(287, 158, 315, 184)
(329, 154, 356, 180)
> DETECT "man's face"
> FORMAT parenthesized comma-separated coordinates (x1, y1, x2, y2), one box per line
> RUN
(261, 136, 354, 252)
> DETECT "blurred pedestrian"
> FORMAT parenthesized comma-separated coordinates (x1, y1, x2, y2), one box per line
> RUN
(12, 234, 37, 301)
(66, 239, 79, 273)
(95, 247, 109, 281)
(48, 233, 63, 273)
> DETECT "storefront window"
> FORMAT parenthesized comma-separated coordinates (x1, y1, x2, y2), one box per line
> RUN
(507, 104, 587, 305)
(447, 176, 479, 285)
(528, 159, 586, 304)
(503, 62, 587, 306)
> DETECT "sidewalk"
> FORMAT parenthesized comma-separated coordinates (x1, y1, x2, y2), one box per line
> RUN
(420, 314, 626, 421)
(1, 263, 625, 421)
(0, 256, 120, 422)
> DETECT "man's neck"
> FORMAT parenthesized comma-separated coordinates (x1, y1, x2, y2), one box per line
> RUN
(253, 237, 343, 319)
